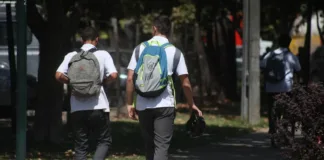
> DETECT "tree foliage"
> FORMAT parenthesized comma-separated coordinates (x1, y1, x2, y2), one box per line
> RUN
(274, 83, 324, 160)
(171, 2, 196, 29)
(140, 12, 161, 34)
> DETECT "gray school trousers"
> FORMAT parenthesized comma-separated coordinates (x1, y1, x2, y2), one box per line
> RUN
(137, 107, 175, 160)
(71, 110, 112, 160)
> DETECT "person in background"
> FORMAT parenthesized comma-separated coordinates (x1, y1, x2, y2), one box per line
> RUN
(260, 34, 301, 147)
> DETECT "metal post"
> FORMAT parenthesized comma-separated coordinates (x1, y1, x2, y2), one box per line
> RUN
(111, 18, 122, 116)
(135, 23, 141, 46)
(241, 0, 249, 121)
(6, 3, 17, 134)
(248, 0, 260, 125)
(16, 0, 27, 159)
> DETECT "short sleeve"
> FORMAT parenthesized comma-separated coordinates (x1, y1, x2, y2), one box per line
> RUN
(288, 53, 301, 72)
(57, 53, 74, 75)
(104, 52, 118, 77)
(176, 53, 188, 76)
(127, 48, 137, 70)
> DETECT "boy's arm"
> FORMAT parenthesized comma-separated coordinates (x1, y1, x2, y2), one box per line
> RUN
(103, 73, 118, 85)
(126, 48, 137, 120)
(176, 52, 202, 116)
(55, 72, 69, 84)
(55, 54, 72, 84)
(126, 70, 134, 106)
(179, 74, 202, 116)
(103, 52, 118, 84)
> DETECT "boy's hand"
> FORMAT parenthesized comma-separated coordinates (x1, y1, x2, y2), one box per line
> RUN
(127, 105, 137, 120)
(191, 104, 203, 117)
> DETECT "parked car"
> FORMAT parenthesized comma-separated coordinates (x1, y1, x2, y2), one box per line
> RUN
(0, 62, 38, 117)
(0, 2, 40, 117)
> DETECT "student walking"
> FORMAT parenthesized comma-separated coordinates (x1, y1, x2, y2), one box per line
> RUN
(260, 34, 301, 147)
(126, 15, 202, 160)
(55, 27, 117, 160)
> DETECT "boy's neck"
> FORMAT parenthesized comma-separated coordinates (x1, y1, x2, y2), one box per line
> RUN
(154, 34, 167, 38)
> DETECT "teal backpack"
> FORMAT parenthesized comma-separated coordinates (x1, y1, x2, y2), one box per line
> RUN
(133, 41, 180, 98)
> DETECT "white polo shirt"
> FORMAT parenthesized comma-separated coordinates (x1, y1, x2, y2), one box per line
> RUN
(57, 44, 117, 113)
(127, 36, 188, 111)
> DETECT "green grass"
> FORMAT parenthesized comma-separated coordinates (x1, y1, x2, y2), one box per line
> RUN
(0, 110, 267, 160)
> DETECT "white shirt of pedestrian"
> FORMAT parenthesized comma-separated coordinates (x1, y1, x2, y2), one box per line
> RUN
(128, 36, 188, 110)
(57, 44, 117, 113)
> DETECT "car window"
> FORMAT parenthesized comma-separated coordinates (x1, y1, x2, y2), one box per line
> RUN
(0, 22, 32, 46)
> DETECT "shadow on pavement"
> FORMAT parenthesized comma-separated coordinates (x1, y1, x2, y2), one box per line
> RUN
(170, 132, 283, 160)
(0, 119, 252, 159)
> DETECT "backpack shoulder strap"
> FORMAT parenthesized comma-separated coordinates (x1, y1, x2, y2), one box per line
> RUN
(173, 48, 181, 74)
(143, 41, 150, 47)
(69, 49, 84, 68)
(260, 51, 269, 60)
(160, 42, 181, 73)
(75, 48, 97, 55)
(135, 42, 150, 62)
(135, 45, 141, 62)
(161, 42, 172, 48)
(69, 48, 98, 68)
(88, 48, 98, 53)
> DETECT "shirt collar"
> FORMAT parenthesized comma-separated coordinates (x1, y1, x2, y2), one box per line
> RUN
(274, 47, 288, 54)
(152, 36, 169, 43)
(81, 43, 96, 51)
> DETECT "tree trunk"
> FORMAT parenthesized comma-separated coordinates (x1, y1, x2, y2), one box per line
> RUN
(111, 17, 124, 117)
(135, 23, 141, 46)
(302, 1, 312, 85)
(213, 18, 227, 102)
(220, 17, 238, 101)
(194, 23, 211, 105)
(205, 22, 222, 100)
(210, 16, 238, 102)
(27, 0, 80, 143)
(34, 37, 66, 142)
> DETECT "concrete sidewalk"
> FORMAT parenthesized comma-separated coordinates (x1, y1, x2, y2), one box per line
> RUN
(170, 131, 283, 160)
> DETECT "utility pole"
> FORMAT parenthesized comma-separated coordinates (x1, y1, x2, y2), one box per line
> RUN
(241, 0, 260, 125)
(241, 0, 249, 121)
(16, 0, 27, 158)
(248, 0, 260, 125)
(111, 18, 122, 117)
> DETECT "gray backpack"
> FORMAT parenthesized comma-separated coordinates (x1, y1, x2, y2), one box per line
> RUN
(67, 48, 101, 100)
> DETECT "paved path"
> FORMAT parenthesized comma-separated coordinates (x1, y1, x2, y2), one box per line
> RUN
(170, 131, 283, 160)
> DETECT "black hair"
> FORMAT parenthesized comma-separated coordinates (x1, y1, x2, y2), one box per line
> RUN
(153, 15, 171, 36)
(80, 27, 99, 41)
(278, 34, 292, 48)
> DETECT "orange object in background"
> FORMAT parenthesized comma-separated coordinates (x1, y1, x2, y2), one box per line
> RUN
(228, 14, 243, 47)
(235, 31, 242, 46)
(289, 35, 322, 55)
